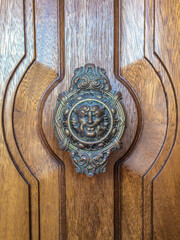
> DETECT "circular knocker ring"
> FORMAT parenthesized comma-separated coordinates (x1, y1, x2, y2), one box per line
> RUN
(53, 64, 125, 177)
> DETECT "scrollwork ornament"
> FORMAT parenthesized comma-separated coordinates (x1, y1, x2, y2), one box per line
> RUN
(53, 64, 125, 177)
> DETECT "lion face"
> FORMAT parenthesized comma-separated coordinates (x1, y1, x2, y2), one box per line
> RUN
(76, 104, 105, 137)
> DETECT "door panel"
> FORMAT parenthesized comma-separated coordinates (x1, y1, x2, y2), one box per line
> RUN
(0, 0, 179, 239)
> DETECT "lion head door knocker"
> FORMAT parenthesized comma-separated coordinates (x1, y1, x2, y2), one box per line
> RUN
(53, 64, 126, 177)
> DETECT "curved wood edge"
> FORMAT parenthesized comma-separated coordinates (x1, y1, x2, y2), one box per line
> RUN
(2, 0, 40, 239)
(37, 0, 65, 168)
(37, 1, 67, 239)
(114, 1, 143, 238)
(113, 0, 143, 181)
(143, 0, 178, 179)
(114, 0, 178, 239)
(142, 0, 178, 238)
(114, 0, 143, 164)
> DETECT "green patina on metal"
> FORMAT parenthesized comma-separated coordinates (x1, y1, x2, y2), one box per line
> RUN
(53, 63, 126, 177)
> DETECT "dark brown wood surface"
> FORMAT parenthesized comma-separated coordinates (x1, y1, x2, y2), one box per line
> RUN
(0, 0, 179, 239)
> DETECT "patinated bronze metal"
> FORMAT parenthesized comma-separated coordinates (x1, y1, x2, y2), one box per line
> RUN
(53, 64, 125, 177)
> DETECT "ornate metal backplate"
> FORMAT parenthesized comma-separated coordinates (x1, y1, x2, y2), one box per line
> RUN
(53, 64, 125, 177)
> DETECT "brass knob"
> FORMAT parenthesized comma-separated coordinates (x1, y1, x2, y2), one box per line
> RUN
(53, 64, 125, 177)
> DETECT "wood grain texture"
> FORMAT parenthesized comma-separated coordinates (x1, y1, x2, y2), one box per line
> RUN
(0, 0, 179, 239)
(0, 0, 39, 239)
(13, 0, 65, 239)
(114, 0, 169, 238)
(152, 0, 180, 239)
(115, 0, 179, 239)
(14, 63, 63, 240)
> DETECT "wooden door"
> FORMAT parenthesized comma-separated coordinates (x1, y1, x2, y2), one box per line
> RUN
(0, 0, 179, 239)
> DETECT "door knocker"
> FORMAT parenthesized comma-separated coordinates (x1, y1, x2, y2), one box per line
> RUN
(53, 64, 125, 177)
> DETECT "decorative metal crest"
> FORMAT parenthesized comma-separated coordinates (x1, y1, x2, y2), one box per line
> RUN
(53, 64, 125, 177)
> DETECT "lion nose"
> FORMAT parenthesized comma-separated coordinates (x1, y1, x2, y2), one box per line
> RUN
(87, 111, 93, 124)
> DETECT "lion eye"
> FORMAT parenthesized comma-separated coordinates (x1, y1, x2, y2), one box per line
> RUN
(94, 110, 104, 117)
(92, 105, 99, 111)
(79, 110, 87, 117)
